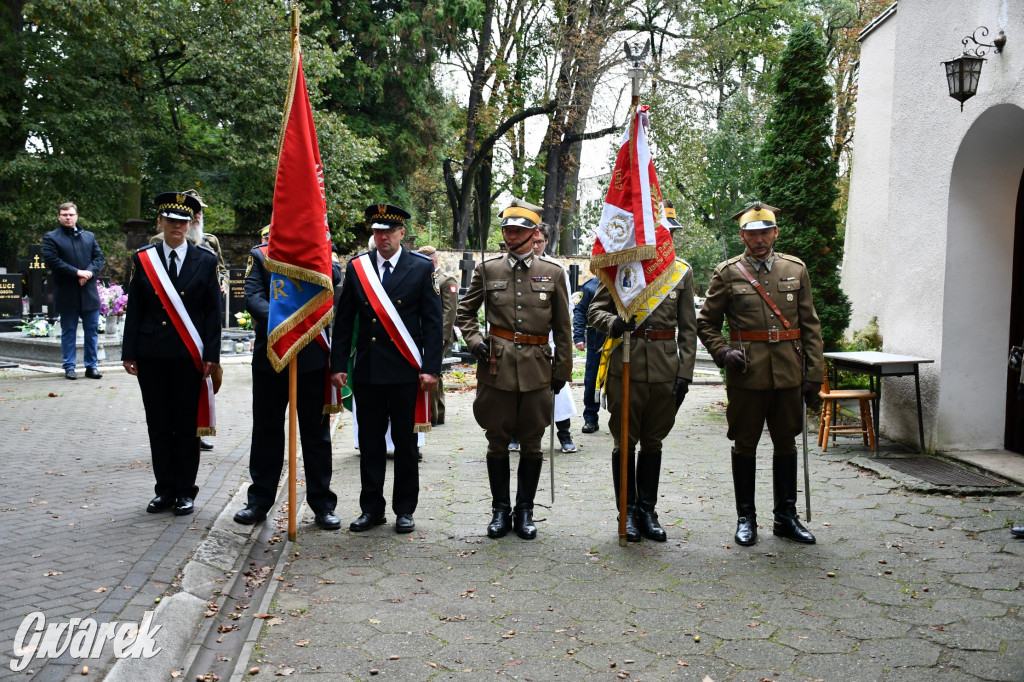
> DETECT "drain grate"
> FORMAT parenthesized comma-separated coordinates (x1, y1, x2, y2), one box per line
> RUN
(879, 457, 1007, 487)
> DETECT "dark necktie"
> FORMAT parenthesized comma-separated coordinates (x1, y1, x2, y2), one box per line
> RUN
(381, 260, 392, 286)
(169, 250, 179, 283)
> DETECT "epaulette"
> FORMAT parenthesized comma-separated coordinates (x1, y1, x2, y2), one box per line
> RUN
(197, 243, 216, 255)
(537, 253, 564, 268)
(411, 250, 432, 262)
(776, 252, 806, 265)
(484, 253, 505, 262)
(726, 254, 744, 264)
(136, 244, 156, 253)
(676, 257, 692, 268)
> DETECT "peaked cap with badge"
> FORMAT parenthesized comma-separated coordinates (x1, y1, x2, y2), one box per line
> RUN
(499, 198, 543, 230)
(731, 201, 780, 230)
(155, 191, 202, 221)
(365, 203, 411, 229)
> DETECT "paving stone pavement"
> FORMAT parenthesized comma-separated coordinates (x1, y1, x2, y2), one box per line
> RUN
(2, 365, 1023, 681)
(0, 361, 256, 681)
(240, 382, 1024, 682)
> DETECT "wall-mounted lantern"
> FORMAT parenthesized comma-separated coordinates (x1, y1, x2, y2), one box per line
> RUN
(942, 27, 1006, 111)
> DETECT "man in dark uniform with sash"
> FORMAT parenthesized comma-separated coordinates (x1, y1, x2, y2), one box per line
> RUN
(588, 258, 697, 542)
(456, 199, 573, 540)
(122, 192, 222, 516)
(331, 204, 443, 534)
(697, 202, 823, 546)
(233, 228, 343, 530)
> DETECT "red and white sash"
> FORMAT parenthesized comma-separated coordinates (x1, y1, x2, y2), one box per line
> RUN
(351, 254, 431, 431)
(138, 247, 216, 436)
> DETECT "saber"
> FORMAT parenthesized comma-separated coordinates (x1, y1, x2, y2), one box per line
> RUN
(549, 381, 556, 504)
(803, 393, 811, 521)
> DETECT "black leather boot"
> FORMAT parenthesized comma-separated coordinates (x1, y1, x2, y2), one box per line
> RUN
(772, 454, 815, 544)
(486, 456, 512, 538)
(731, 449, 758, 546)
(636, 450, 666, 541)
(611, 450, 640, 542)
(513, 457, 543, 539)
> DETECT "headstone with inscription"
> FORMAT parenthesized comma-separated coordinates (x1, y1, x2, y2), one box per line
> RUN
(0, 273, 21, 332)
(19, 245, 49, 317)
(227, 268, 247, 327)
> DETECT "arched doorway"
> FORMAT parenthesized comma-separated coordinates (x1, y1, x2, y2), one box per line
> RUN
(940, 104, 1024, 451)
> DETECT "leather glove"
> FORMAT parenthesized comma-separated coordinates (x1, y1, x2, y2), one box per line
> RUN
(801, 381, 821, 402)
(550, 378, 566, 394)
(672, 377, 690, 409)
(473, 340, 490, 362)
(719, 348, 748, 372)
(609, 315, 637, 338)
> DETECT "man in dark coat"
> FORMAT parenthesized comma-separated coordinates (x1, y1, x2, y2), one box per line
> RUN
(42, 202, 105, 380)
(573, 275, 605, 433)
(122, 192, 222, 516)
(331, 204, 443, 534)
(233, 231, 343, 530)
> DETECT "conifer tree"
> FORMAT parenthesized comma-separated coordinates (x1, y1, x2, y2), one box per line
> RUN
(755, 20, 851, 351)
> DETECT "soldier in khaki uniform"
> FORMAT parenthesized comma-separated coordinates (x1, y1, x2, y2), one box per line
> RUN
(696, 202, 823, 546)
(456, 199, 573, 539)
(418, 245, 459, 425)
(588, 263, 697, 541)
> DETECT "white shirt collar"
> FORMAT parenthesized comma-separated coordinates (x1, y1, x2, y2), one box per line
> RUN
(375, 248, 401, 273)
(162, 240, 187, 264)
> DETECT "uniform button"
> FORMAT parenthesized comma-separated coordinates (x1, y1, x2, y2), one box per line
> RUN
(769, 314, 775, 318)
(516, 292, 522, 297)
(161, 321, 167, 326)
(372, 318, 377, 323)
(371, 337, 376, 342)
(516, 344, 522, 350)
(517, 319, 523, 324)
(517, 305, 522, 310)
(396, 300, 402, 305)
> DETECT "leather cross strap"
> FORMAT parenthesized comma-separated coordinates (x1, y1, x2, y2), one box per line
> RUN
(730, 329, 801, 343)
(490, 325, 549, 345)
(733, 260, 792, 330)
(632, 328, 676, 340)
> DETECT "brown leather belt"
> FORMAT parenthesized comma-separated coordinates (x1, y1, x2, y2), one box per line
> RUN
(490, 326, 549, 345)
(632, 328, 676, 340)
(730, 329, 801, 343)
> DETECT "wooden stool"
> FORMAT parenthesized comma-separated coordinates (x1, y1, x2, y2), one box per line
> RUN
(818, 370, 876, 452)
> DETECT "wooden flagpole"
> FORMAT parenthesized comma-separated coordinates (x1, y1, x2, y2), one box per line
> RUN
(286, 5, 301, 543)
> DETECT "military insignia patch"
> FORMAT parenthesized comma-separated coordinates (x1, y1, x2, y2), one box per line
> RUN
(539, 292, 548, 301)
(786, 293, 794, 302)
(669, 291, 678, 300)
(245, 255, 254, 278)
(449, 284, 457, 293)
(432, 272, 441, 295)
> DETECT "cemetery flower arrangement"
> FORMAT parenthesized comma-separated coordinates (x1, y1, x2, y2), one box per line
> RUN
(97, 282, 128, 316)
(235, 310, 253, 330)
(16, 318, 54, 337)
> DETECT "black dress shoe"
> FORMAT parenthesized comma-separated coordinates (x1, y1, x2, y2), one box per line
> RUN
(85, 367, 102, 379)
(65, 369, 77, 380)
(315, 511, 341, 530)
(581, 420, 598, 434)
(146, 495, 174, 513)
(234, 505, 267, 525)
(395, 514, 415, 533)
(773, 516, 815, 544)
(199, 438, 214, 451)
(1012, 525, 1024, 538)
(349, 512, 386, 532)
(173, 497, 195, 516)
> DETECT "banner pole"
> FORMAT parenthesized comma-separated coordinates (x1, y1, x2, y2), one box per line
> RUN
(288, 358, 298, 541)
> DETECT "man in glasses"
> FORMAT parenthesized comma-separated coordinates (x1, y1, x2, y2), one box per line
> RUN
(456, 199, 573, 540)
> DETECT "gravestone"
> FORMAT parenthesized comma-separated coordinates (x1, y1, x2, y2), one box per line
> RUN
(0, 273, 21, 332)
(227, 268, 247, 327)
(458, 252, 475, 296)
(19, 245, 49, 316)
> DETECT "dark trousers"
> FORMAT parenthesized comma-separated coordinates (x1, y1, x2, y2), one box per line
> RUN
(353, 380, 419, 516)
(247, 367, 337, 514)
(582, 346, 601, 423)
(136, 357, 201, 498)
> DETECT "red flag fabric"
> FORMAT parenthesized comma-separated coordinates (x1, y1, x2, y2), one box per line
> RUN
(590, 105, 677, 318)
(265, 47, 335, 372)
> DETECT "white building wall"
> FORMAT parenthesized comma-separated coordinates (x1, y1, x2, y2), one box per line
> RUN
(843, 0, 1024, 450)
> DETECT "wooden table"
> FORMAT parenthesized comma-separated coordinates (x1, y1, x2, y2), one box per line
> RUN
(822, 351, 934, 452)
